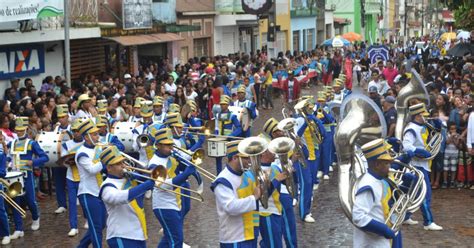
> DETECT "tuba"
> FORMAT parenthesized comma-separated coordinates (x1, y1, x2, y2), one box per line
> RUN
(277, 118, 308, 168)
(268, 137, 297, 199)
(238, 137, 271, 209)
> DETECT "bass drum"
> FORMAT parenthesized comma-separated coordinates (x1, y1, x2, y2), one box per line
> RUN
(228, 106, 250, 132)
(36, 130, 72, 167)
(111, 122, 139, 153)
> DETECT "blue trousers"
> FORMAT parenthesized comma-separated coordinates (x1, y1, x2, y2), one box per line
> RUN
(320, 133, 333, 176)
(280, 193, 297, 248)
(0, 185, 9, 237)
(417, 167, 434, 226)
(295, 160, 313, 220)
(107, 237, 146, 248)
(52, 167, 67, 208)
(242, 129, 251, 138)
(216, 157, 223, 174)
(392, 231, 402, 248)
(220, 239, 257, 248)
(67, 179, 79, 229)
(78, 194, 106, 248)
(259, 214, 283, 248)
(154, 208, 183, 248)
(181, 181, 191, 219)
(13, 170, 39, 231)
(308, 156, 319, 186)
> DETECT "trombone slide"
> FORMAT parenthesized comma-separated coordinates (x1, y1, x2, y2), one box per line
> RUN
(0, 191, 26, 218)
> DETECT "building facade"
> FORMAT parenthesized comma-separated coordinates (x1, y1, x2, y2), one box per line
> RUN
(289, 0, 317, 51)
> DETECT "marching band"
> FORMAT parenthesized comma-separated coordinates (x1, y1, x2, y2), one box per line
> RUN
(0, 69, 445, 248)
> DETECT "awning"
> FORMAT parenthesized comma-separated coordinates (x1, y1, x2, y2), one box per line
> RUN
(105, 33, 184, 46)
(334, 18, 351, 25)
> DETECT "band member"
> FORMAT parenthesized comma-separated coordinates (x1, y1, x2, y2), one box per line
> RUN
(75, 94, 93, 120)
(353, 138, 396, 247)
(53, 104, 71, 215)
(183, 100, 205, 151)
(132, 101, 155, 165)
(149, 128, 197, 248)
(315, 92, 336, 180)
(259, 145, 289, 248)
(0, 135, 10, 245)
(168, 103, 181, 114)
(61, 119, 84, 237)
(294, 98, 326, 222)
(96, 115, 125, 151)
(262, 118, 298, 248)
(332, 79, 344, 104)
(129, 97, 145, 123)
(215, 95, 242, 173)
(152, 96, 166, 124)
(210, 140, 261, 247)
(232, 85, 258, 137)
(97, 99, 114, 125)
(99, 146, 155, 248)
(75, 119, 106, 248)
(8, 117, 48, 239)
(402, 103, 443, 231)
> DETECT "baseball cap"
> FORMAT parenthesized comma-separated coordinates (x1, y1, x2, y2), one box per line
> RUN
(385, 96, 396, 104)
(369, 86, 378, 93)
(124, 74, 132, 79)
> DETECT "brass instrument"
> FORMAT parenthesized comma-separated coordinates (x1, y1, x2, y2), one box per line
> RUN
(420, 117, 442, 161)
(294, 99, 323, 144)
(123, 165, 204, 202)
(172, 146, 217, 181)
(182, 126, 205, 137)
(188, 128, 244, 140)
(136, 134, 151, 149)
(268, 137, 297, 199)
(238, 137, 271, 209)
(0, 179, 26, 217)
(277, 118, 308, 168)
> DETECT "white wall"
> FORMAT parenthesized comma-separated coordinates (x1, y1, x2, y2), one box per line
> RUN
(214, 25, 239, 55)
(0, 41, 64, 98)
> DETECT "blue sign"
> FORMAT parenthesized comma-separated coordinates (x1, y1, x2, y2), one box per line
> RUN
(368, 45, 390, 64)
(0, 43, 45, 80)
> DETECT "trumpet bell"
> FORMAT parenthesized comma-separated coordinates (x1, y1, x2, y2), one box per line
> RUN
(7, 182, 23, 198)
(137, 134, 150, 148)
(238, 137, 268, 156)
(151, 165, 167, 180)
(277, 118, 297, 132)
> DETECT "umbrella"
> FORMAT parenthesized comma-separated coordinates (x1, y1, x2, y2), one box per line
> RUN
(457, 30, 470, 40)
(440, 32, 456, 41)
(322, 36, 351, 47)
(342, 32, 362, 42)
(447, 43, 474, 57)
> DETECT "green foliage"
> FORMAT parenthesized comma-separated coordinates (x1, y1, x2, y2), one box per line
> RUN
(445, 0, 474, 30)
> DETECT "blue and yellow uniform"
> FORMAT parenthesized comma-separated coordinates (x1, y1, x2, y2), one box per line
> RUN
(215, 95, 242, 174)
(211, 140, 260, 247)
(315, 93, 336, 178)
(96, 115, 125, 151)
(184, 100, 205, 151)
(8, 117, 49, 233)
(0, 143, 10, 244)
(295, 99, 326, 221)
(233, 85, 258, 137)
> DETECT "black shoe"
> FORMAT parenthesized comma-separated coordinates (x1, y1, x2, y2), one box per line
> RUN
(441, 182, 447, 189)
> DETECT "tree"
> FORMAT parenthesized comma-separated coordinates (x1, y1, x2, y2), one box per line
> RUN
(445, 0, 474, 30)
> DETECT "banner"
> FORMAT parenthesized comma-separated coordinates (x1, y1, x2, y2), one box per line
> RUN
(241, 0, 272, 15)
(215, 0, 243, 13)
(0, 44, 45, 80)
(368, 45, 390, 64)
(0, 0, 64, 23)
(123, 0, 153, 30)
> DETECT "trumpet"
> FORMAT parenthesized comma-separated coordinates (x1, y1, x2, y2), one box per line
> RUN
(172, 146, 217, 181)
(0, 179, 26, 217)
(123, 165, 204, 202)
(136, 134, 152, 149)
(268, 137, 297, 199)
(277, 118, 308, 168)
(238, 137, 271, 209)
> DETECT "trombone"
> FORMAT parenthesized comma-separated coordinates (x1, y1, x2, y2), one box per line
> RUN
(172, 146, 217, 181)
(123, 165, 204, 202)
(0, 179, 26, 217)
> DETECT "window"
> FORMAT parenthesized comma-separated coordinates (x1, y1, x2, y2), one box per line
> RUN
(293, 31, 299, 52)
(180, 47, 189, 64)
(306, 29, 314, 51)
(194, 38, 209, 57)
(193, 21, 202, 36)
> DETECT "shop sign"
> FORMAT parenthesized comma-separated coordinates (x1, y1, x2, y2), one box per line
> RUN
(0, 44, 45, 80)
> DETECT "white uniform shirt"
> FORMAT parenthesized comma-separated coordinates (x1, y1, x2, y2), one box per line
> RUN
(132, 124, 150, 165)
(259, 162, 282, 216)
(213, 167, 258, 243)
(100, 177, 146, 241)
(75, 143, 104, 197)
(148, 153, 179, 211)
(352, 172, 391, 248)
(402, 122, 430, 171)
(466, 113, 474, 149)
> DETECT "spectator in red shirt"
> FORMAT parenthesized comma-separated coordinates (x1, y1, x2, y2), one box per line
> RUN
(382, 60, 399, 87)
(282, 71, 301, 104)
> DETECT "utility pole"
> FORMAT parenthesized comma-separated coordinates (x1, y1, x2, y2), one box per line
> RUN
(421, 0, 424, 36)
(361, 0, 366, 41)
(404, 0, 407, 37)
(64, 0, 71, 86)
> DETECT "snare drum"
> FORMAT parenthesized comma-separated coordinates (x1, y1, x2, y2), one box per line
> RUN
(36, 131, 72, 167)
(112, 122, 139, 153)
(207, 138, 227, 157)
(4, 171, 25, 196)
